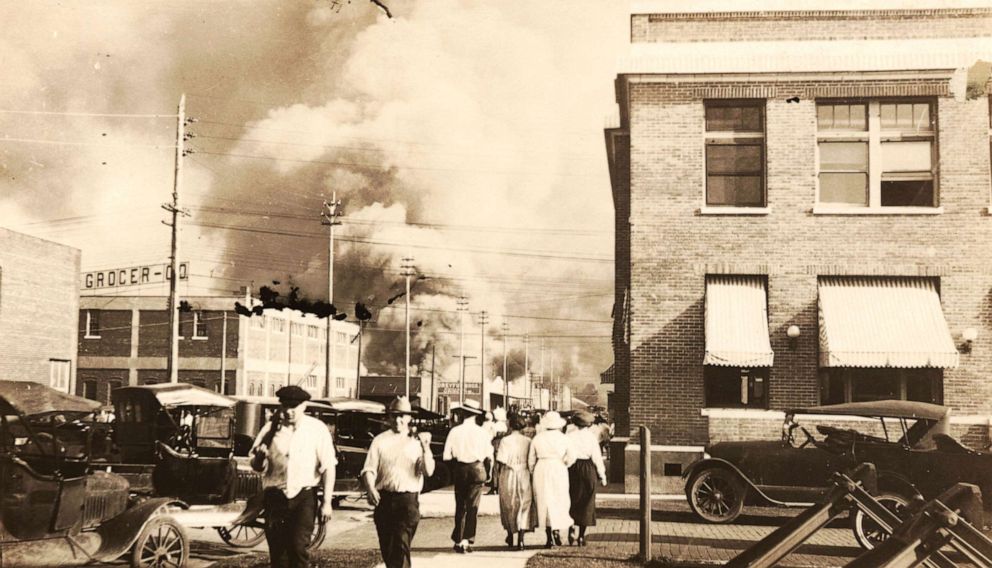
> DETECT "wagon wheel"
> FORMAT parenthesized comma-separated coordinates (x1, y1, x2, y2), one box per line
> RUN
(217, 521, 266, 548)
(687, 468, 746, 524)
(309, 511, 327, 550)
(852, 491, 911, 550)
(130, 516, 189, 568)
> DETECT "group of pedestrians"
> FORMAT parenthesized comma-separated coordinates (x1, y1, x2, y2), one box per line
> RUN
(250, 388, 607, 568)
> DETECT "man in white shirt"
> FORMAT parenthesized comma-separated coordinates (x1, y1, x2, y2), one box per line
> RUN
(361, 396, 434, 568)
(251, 385, 336, 568)
(442, 399, 491, 553)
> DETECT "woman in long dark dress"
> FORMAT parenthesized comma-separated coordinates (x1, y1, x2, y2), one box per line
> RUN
(566, 410, 607, 546)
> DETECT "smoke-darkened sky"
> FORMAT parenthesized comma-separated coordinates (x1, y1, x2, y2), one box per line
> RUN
(1, 0, 628, 391)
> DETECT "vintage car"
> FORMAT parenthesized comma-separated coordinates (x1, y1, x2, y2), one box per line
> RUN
(0, 380, 188, 567)
(683, 400, 992, 549)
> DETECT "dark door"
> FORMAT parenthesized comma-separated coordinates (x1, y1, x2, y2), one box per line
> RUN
(0, 455, 60, 540)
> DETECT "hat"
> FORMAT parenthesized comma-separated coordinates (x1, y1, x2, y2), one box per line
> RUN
(275, 385, 311, 407)
(572, 410, 595, 427)
(453, 399, 483, 415)
(386, 396, 415, 415)
(492, 407, 507, 422)
(539, 411, 567, 431)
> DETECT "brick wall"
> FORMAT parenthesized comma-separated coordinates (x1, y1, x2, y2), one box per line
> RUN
(137, 310, 170, 357)
(632, 9, 992, 43)
(79, 309, 131, 357)
(621, 77, 992, 446)
(0, 229, 79, 391)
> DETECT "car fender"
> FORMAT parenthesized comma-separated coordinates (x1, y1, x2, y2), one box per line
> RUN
(682, 458, 779, 506)
(90, 497, 186, 563)
(874, 470, 922, 500)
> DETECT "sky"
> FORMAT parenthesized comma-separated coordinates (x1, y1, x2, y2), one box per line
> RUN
(0, 0, 629, 395)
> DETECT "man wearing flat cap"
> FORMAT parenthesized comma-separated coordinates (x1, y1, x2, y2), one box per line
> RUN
(251, 385, 336, 568)
(442, 399, 493, 553)
(361, 396, 435, 568)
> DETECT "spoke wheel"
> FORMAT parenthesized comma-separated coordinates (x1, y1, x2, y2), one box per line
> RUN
(853, 491, 911, 550)
(308, 514, 327, 550)
(218, 522, 266, 548)
(130, 516, 189, 568)
(687, 468, 746, 524)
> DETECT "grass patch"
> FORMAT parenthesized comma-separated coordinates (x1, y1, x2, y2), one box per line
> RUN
(211, 548, 381, 568)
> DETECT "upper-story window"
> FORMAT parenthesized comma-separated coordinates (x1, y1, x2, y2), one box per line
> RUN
(704, 100, 766, 207)
(307, 325, 318, 339)
(85, 309, 101, 338)
(817, 99, 937, 209)
(192, 311, 208, 339)
(271, 318, 285, 333)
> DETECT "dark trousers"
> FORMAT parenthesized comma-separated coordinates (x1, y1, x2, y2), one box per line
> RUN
(450, 461, 485, 543)
(264, 487, 316, 568)
(373, 491, 421, 568)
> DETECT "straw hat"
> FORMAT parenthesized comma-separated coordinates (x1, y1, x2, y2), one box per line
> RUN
(572, 410, 596, 427)
(386, 396, 415, 415)
(492, 407, 507, 422)
(539, 411, 567, 431)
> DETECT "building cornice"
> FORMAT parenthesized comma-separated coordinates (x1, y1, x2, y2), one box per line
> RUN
(645, 8, 992, 21)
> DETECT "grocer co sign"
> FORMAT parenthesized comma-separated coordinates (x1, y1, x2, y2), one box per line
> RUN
(82, 262, 188, 290)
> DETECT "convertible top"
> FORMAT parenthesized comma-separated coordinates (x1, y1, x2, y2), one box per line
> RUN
(320, 397, 386, 414)
(0, 380, 101, 416)
(114, 383, 235, 409)
(791, 400, 949, 421)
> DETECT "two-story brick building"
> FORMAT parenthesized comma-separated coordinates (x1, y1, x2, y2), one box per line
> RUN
(607, 1, 992, 491)
(77, 295, 359, 404)
(0, 227, 80, 392)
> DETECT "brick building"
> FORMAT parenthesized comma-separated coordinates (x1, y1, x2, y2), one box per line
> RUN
(77, 296, 359, 404)
(606, 1, 992, 491)
(0, 227, 80, 392)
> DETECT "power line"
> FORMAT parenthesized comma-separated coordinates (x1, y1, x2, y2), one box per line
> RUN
(0, 109, 177, 119)
(0, 136, 176, 150)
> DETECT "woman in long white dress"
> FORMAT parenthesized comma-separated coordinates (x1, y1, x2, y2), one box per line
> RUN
(496, 414, 537, 549)
(528, 411, 576, 548)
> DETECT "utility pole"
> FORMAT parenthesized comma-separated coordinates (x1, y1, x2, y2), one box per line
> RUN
(355, 321, 364, 399)
(163, 93, 191, 384)
(539, 338, 545, 409)
(479, 310, 489, 408)
(457, 297, 469, 402)
(523, 334, 530, 408)
(401, 256, 415, 399)
(501, 321, 509, 408)
(321, 194, 342, 398)
(429, 344, 436, 412)
(551, 352, 557, 410)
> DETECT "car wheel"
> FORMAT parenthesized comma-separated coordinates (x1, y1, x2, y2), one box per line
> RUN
(308, 515, 327, 550)
(130, 516, 189, 568)
(852, 491, 911, 550)
(687, 468, 746, 524)
(217, 522, 266, 548)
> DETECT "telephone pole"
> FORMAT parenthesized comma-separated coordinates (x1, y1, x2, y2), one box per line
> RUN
(479, 310, 489, 408)
(539, 338, 545, 408)
(523, 334, 530, 408)
(401, 256, 416, 398)
(321, 194, 343, 397)
(550, 352, 557, 410)
(457, 297, 469, 402)
(501, 321, 509, 407)
(163, 93, 191, 384)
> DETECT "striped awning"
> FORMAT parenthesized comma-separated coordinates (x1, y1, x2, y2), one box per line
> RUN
(704, 275, 774, 367)
(818, 277, 959, 368)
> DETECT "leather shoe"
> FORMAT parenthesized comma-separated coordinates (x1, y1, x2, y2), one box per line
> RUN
(577, 536, 587, 547)
(552, 530, 562, 546)
(464, 544, 473, 554)
(454, 543, 464, 554)
(568, 527, 575, 546)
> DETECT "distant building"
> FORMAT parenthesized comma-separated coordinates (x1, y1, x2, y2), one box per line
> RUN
(359, 374, 423, 407)
(0, 227, 80, 392)
(606, 2, 992, 491)
(77, 295, 358, 403)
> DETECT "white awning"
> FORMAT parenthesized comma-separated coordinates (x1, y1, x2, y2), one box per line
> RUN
(704, 275, 774, 367)
(818, 277, 959, 368)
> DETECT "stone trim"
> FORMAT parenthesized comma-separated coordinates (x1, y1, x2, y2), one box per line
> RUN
(646, 8, 992, 22)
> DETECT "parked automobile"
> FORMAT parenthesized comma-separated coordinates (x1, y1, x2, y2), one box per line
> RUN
(683, 400, 992, 549)
(0, 380, 188, 567)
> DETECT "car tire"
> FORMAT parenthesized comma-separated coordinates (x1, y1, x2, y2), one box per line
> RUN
(309, 514, 327, 550)
(130, 515, 190, 568)
(217, 522, 266, 548)
(852, 491, 911, 550)
(687, 468, 746, 524)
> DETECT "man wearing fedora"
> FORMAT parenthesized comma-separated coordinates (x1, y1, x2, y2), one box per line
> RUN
(250, 385, 336, 568)
(442, 399, 492, 553)
(361, 396, 435, 568)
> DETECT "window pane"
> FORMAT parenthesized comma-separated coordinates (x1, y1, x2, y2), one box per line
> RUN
(851, 372, 900, 402)
(819, 142, 867, 171)
(707, 144, 762, 174)
(881, 103, 932, 132)
(880, 180, 935, 207)
(706, 104, 762, 132)
(880, 104, 897, 128)
(819, 173, 868, 205)
(881, 141, 932, 172)
(818, 104, 866, 130)
(913, 104, 930, 130)
(817, 105, 833, 128)
(707, 176, 764, 206)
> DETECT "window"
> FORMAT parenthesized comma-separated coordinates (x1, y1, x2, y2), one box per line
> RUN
(292, 322, 304, 336)
(107, 380, 122, 405)
(85, 310, 101, 338)
(704, 366, 768, 408)
(49, 359, 70, 392)
(83, 380, 97, 401)
(308, 375, 318, 388)
(822, 368, 942, 404)
(192, 311, 208, 339)
(817, 100, 937, 209)
(251, 316, 266, 329)
(307, 325, 318, 339)
(271, 318, 285, 333)
(335, 377, 345, 389)
(704, 100, 766, 207)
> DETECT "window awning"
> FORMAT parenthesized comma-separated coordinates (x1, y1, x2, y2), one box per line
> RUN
(818, 277, 959, 368)
(704, 275, 774, 367)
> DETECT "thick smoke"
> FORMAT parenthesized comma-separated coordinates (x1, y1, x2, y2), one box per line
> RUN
(1, 1, 625, 394)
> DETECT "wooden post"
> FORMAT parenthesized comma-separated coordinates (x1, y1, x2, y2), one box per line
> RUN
(640, 425, 652, 562)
